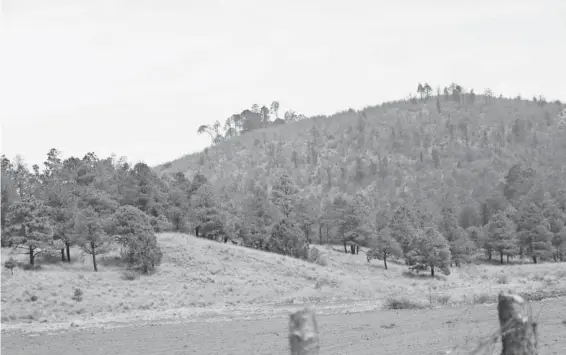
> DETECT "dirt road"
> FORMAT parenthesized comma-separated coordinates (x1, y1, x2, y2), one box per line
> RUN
(2, 298, 565, 355)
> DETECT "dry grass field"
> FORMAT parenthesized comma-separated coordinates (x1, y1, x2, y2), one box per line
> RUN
(2, 232, 566, 334)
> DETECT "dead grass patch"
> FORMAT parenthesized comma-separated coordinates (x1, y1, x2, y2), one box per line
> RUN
(2, 233, 565, 328)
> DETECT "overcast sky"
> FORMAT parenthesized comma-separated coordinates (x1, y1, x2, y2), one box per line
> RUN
(1, 0, 565, 168)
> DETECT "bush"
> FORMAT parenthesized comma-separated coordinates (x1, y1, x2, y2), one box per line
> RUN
(474, 293, 495, 304)
(121, 270, 138, 281)
(109, 206, 164, 274)
(384, 296, 425, 310)
(307, 246, 328, 266)
(120, 232, 163, 274)
(496, 274, 509, 284)
(72, 288, 84, 302)
(4, 257, 16, 274)
(20, 263, 42, 271)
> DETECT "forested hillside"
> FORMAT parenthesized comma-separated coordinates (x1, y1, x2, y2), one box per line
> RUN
(156, 85, 566, 272)
(2, 85, 566, 277)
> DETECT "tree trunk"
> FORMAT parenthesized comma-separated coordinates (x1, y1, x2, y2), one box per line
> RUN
(500, 252, 504, 264)
(91, 242, 98, 272)
(507, 255, 510, 263)
(318, 224, 323, 244)
(356, 245, 359, 254)
(430, 265, 435, 277)
(29, 245, 35, 266)
(343, 240, 347, 253)
(66, 242, 71, 263)
(61, 248, 66, 262)
(532, 255, 537, 264)
(383, 253, 388, 270)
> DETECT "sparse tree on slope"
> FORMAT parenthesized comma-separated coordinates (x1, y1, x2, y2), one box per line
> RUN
(417, 83, 424, 100)
(423, 83, 432, 100)
(270, 101, 280, 119)
(75, 206, 109, 272)
(371, 226, 403, 270)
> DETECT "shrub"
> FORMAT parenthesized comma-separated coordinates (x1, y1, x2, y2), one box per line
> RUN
(384, 296, 425, 310)
(121, 270, 138, 281)
(72, 288, 84, 302)
(4, 257, 16, 275)
(120, 232, 163, 274)
(474, 293, 495, 304)
(496, 274, 509, 284)
(307, 246, 328, 266)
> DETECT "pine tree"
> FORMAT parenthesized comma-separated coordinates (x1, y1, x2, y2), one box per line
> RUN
(190, 183, 225, 242)
(4, 197, 54, 266)
(75, 206, 109, 272)
(487, 211, 517, 264)
(270, 171, 299, 219)
(406, 226, 452, 277)
(449, 227, 477, 266)
(371, 226, 403, 270)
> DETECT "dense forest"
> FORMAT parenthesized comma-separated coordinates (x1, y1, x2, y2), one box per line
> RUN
(2, 84, 566, 277)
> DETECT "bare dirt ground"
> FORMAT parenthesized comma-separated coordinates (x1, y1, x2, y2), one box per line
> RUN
(2, 297, 565, 355)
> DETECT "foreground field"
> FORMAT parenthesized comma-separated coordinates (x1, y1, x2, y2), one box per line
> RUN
(2, 298, 566, 355)
(2, 233, 566, 333)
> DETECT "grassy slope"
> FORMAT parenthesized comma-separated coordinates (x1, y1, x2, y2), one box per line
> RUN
(2, 233, 566, 332)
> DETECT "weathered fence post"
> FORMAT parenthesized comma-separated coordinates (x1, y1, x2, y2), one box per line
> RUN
(498, 293, 538, 355)
(289, 308, 320, 355)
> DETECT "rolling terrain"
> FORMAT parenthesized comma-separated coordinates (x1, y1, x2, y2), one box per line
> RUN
(2, 233, 565, 335)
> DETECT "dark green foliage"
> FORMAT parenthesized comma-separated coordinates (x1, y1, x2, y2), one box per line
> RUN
(370, 227, 403, 270)
(406, 227, 452, 277)
(487, 211, 517, 263)
(75, 206, 110, 272)
(4, 197, 54, 266)
(4, 257, 16, 275)
(3, 89, 566, 273)
(108, 205, 163, 273)
(268, 218, 308, 259)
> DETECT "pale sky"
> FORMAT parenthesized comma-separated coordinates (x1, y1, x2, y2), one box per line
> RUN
(1, 0, 565, 168)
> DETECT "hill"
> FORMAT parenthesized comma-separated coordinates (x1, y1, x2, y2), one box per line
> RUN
(2, 232, 566, 333)
(2, 87, 566, 332)
(154, 91, 566, 263)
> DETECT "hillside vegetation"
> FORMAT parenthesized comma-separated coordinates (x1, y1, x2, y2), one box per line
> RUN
(157, 86, 566, 271)
(2, 84, 566, 329)
(2, 233, 565, 331)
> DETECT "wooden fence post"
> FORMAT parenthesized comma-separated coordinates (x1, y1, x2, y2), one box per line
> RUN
(289, 308, 320, 355)
(498, 293, 538, 355)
